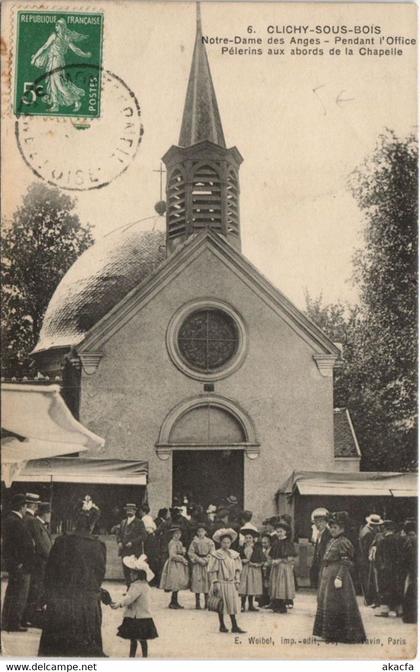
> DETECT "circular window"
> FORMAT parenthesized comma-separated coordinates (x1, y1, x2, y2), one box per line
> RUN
(167, 300, 247, 381)
(178, 309, 239, 372)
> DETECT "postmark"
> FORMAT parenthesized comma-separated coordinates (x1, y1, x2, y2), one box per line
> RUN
(14, 10, 103, 118)
(15, 67, 144, 191)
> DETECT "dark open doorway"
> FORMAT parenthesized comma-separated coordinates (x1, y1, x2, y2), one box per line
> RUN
(172, 449, 244, 508)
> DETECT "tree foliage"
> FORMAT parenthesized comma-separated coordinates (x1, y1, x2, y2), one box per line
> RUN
(1, 183, 93, 376)
(305, 130, 418, 471)
(304, 292, 360, 413)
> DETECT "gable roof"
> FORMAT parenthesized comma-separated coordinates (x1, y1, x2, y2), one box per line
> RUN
(33, 229, 341, 358)
(76, 230, 341, 355)
(333, 408, 361, 458)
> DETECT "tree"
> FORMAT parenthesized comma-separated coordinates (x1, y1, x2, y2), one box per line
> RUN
(306, 131, 418, 471)
(349, 130, 417, 470)
(304, 292, 360, 411)
(1, 183, 93, 376)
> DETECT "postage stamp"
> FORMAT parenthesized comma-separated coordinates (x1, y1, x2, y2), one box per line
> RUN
(14, 10, 103, 117)
(15, 67, 144, 190)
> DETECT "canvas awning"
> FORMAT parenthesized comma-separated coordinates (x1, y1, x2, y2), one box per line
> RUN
(14, 457, 148, 485)
(278, 470, 417, 498)
(1, 383, 105, 486)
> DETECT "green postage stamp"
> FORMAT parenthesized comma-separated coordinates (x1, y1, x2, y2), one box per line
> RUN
(14, 11, 104, 117)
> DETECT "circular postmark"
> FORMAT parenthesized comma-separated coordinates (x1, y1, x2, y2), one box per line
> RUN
(15, 65, 143, 191)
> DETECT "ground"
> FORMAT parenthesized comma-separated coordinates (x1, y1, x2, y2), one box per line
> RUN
(1, 580, 416, 660)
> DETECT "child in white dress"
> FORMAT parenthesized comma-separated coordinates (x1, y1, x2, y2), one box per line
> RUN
(111, 555, 158, 658)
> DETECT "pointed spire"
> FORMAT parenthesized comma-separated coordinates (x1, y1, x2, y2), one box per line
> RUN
(178, 3, 226, 148)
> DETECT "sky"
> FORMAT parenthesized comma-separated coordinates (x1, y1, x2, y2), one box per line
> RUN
(2, 0, 417, 310)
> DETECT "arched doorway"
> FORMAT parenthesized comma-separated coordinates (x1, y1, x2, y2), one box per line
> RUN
(173, 449, 244, 508)
(157, 397, 259, 508)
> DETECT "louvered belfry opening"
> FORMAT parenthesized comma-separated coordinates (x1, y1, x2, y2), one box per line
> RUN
(162, 5, 243, 254)
(191, 164, 222, 232)
(163, 151, 242, 253)
(167, 169, 186, 241)
(226, 168, 239, 238)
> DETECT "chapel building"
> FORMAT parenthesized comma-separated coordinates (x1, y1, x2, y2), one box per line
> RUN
(31, 8, 361, 527)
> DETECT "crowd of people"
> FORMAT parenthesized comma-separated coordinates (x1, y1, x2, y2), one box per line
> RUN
(356, 512, 417, 623)
(1, 492, 417, 658)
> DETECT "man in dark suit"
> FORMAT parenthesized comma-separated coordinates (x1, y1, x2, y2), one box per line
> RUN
(374, 519, 401, 617)
(1, 494, 35, 631)
(23, 501, 53, 627)
(359, 513, 383, 605)
(310, 507, 331, 589)
(116, 503, 147, 586)
(22, 492, 40, 626)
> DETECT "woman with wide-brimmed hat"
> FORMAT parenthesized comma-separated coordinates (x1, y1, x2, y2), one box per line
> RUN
(159, 526, 189, 609)
(208, 528, 245, 633)
(269, 521, 297, 613)
(239, 528, 264, 612)
(188, 523, 215, 610)
(313, 511, 366, 643)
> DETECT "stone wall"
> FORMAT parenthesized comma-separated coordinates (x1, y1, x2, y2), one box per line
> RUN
(79, 246, 336, 522)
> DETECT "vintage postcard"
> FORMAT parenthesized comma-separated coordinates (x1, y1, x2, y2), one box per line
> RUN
(1, 0, 417, 663)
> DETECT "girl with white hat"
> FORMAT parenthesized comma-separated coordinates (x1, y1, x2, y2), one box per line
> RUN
(111, 555, 158, 658)
(208, 528, 245, 633)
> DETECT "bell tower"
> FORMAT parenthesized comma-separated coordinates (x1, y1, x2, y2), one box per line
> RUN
(162, 4, 243, 254)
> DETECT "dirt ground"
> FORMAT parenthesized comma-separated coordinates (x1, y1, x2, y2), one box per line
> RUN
(1, 580, 417, 660)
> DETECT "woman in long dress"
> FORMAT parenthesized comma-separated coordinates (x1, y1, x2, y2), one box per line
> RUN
(38, 506, 106, 656)
(239, 528, 264, 611)
(188, 524, 215, 610)
(208, 528, 245, 634)
(30, 18, 92, 112)
(313, 511, 366, 643)
(269, 521, 297, 613)
(159, 526, 189, 609)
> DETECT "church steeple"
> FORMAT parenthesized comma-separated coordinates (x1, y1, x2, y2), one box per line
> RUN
(162, 3, 243, 254)
(178, 4, 226, 148)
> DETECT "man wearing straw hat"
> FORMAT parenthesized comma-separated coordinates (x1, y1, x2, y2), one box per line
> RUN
(358, 513, 383, 606)
(23, 501, 52, 628)
(309, 507, 331, 589)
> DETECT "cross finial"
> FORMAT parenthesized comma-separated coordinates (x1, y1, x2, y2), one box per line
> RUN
(196, 2, 202, 35)
(153, 163, 166, 201)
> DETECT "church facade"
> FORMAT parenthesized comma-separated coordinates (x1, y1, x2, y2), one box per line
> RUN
(32, 10, 360, 521)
